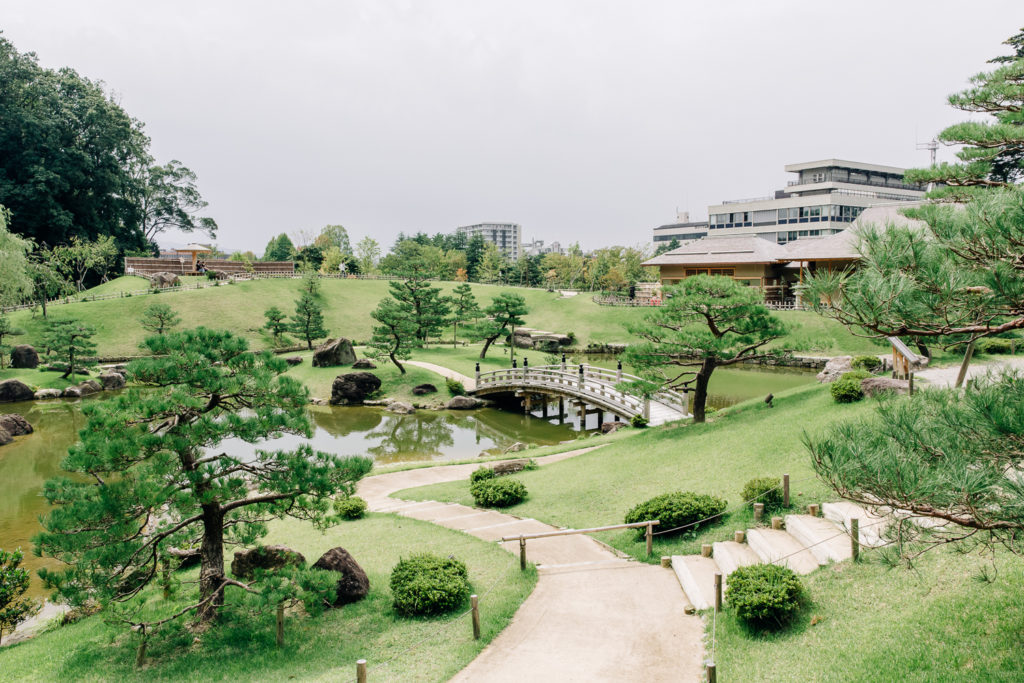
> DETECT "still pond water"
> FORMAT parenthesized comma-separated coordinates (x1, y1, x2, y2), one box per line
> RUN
(0, 364, 814, 596)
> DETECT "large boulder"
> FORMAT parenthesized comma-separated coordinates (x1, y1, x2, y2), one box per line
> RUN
(62, 386, 82, 398)
(352, 358, 377, 369)
(446, 395, 484, 410)
(412, 383, 437, 395)
(816, 356, 853, 383)
(311, 547, 370, 606)
(0, 379, 34, 404)
(504, 441, 527, 453)
(313, 338, 356, 368)
(493, 459, 529, 476)
(386, 401, 415, 415)
(152, 272, 180, 288)
(99, 372, 125, 390)
(330, 372, 382, 405)
(10, 345, 39, 369)
(76, 380, 103, 396)
(33, 388, 62, 400)
(231, 545, 306, 579)
(0, 428, 11, 446)
(285, 356, 303, 366)
(601, 421, 628, 435)
(0, 414, 33, 436)
(861, 377, 910, 397)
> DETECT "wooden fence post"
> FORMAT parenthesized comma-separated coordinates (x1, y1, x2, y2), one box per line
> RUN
(783, 473, 790, 507)
(471, 595, 481, 640)
(706, 661, 717, 683)
(808, 503, 819, 517)
(772, 516, 783, 530)
(701, 543, 712, 558)
(276, 602, 284, 647)
(646, 523, 654, 556)
(734, 530, 745, 543)
(357, 659, 367, 683)
(519, 538, 527, 570)
(851, 518, 860, 562)
(753, 502, 764, 523)
(713, 572, 722, 611)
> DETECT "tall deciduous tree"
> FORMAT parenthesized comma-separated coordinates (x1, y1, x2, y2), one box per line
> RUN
(464, 234, 485, 281)
(355, 236, 381, 275)
(0, 205, 33, 307)
(622, 275, 785, 423)
(139, 302, 181, 335)
(135, 159, 217, 242)
(368, 297, 419, 373)
(448, 283, 480, 347)
(477, 243, 505, 284)
(0, 548, 38, 646)
(43, 318, 96, 379)
(263, 234, 295, 262)
(474, 293, 528, 360)
(51, 236, 118, 291)
(0, 316, 19, 369)
(35, 328, 373, 629)
(314, 225, 351, 255)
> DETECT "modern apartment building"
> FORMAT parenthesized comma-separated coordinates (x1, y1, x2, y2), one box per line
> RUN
(652, 211, 709, 246)
(705, 159, 926, 244)
(456, 222, 522, 260)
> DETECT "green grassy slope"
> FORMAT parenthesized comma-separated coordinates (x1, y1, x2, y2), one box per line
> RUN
(0, 514, 536, 682)
(7, 277, 878, 358)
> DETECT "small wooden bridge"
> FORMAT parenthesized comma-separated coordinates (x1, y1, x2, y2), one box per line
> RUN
(472, 362, 690, 427)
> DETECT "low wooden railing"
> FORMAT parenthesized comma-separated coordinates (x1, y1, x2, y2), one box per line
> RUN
(503, 520, 661, 567)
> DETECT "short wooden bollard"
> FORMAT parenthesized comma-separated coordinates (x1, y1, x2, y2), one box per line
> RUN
(808, 503, 820, 517)
(734, 530, 745, 543)
(645, 523, 654, 556)
(471, 595, 481, 640)
(701, 543, 712, 558)
(713, 572, 722, 611)
(519, 538, 527, 570)
(660, 556, 671, 568)
(356, 659, 367, 683)
(783, 473, 790, 507)
(753, 502, 764, 524)
(772, 516, 783, 530)
(851, 518, 860, 562)
(276, 602, 284, 647)
(706, 661, 717, 683)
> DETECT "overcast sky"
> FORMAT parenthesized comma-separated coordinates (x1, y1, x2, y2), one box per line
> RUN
(2, 2, 1021, 252)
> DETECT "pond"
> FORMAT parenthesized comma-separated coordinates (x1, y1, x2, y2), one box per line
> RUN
(0, 363, 816, 596)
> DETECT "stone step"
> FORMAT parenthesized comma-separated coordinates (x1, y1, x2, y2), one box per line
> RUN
(822, 501, 888, 547)
(745, 528, 822, 575)
(711, 541, 761, 579)
(670, 555, 720, 611)
(784, 514, 852, 564)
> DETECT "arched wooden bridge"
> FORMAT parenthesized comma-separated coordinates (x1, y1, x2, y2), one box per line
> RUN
(472, 363, 690, 427)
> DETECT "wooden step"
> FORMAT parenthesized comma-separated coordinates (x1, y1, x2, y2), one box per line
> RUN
(822, 501, 888, 547)
(784, 514, 852, 564)
(670, 555, 720, 610)
(745, 528, 822, 575)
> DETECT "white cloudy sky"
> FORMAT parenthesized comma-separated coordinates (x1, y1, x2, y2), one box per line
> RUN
(2, 1, 1021, 251)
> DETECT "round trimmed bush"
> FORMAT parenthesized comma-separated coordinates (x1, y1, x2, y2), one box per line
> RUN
(851, 355, 883, 373)
(469, 466, 496, 485)
(630, 414, 648, 428)
(830, 370, 871, 403)
(390, 553, 470, 616)
(725, 563, 805, 628)
(335, 496, 367, 520)
(623, 491, 727, 537)
(471, 477, 528, 507)
(741, 477, 784, 511)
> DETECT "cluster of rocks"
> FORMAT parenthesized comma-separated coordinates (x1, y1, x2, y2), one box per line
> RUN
(231, 544, 369, 606)
(512, 327, 573, 353)
(0, 413, 33, 446)
(816, 355, 910, 396)
(149, 272, 181, 288)
(321, 370, 488, 413)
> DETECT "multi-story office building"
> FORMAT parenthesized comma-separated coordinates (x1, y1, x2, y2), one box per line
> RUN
(522, 239, 566, 257)
(651, 211, 709, 246)
(705, 159, 925, 244)
(456, 222, 522, 260)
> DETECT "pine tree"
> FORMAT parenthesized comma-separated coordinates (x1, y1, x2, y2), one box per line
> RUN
(623, 276, 785, 423)
(290, 289, 327, 349)
(448, 283, 480, 347)
(43, 318, 96, 379)
(474, 293, 528, 360)
(35, 328, 372, 630)
(263, 306, 289, 342)
(0, 548, 38, 646)
(139, 302, 181, 335)
(388, 266, 449, 343)
(368, 297, 419, 373)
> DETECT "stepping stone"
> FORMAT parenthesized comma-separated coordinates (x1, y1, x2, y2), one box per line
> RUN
(822, 501, 888, 547)
(745, 528, 822, 575)
(670, 555, 720, 610)
(785, 514, 852, 563)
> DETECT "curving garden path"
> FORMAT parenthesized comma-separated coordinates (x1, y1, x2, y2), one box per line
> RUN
(358, 447, 704, 682)
(405, 360, 477, 391)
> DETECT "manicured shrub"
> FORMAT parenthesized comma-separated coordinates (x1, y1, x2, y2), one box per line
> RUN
(830, 370, 871, 403)
(390, 553, 470, 616)
(726, 563, 805, 628)
(335, 496, 367, 520)
(470, 477, 528, 507)
(630, 414, 648, 428)
(851, 355, 883, 373)
(623, 491, 727, 538)
(741, 477, 784, 510)
(979, 337, 1018, 355)
(469, 466, 496, 485)
(445, 377, 466, 395)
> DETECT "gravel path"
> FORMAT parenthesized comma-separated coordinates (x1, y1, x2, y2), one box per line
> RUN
(358, 446, 705, 682)
(405, 360, 477, 391)
(914, 355, 1024, 389)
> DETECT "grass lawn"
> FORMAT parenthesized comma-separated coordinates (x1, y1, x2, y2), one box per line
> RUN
(396, 383, 872, 561)
(0, 367, 95, 392)
(282, 349, 447, 402)
(0, 513, 536, 682)
(7, 277, 877, 359)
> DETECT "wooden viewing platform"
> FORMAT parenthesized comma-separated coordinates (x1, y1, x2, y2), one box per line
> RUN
(472, 363, 690, 426)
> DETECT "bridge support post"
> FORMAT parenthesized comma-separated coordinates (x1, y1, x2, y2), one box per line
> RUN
(523, 394, 532, 414)
(558, 397, 565, 424)
(542, 398, 549, 418)
(597, 411, 604, 428)
(578, 402, 586, 430)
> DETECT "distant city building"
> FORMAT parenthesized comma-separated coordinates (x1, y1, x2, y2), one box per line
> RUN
(706, 159, 925, 244)
(523, 238, 566, 257)
(652, 210, 709, 246)
(456, 222, 522, 259)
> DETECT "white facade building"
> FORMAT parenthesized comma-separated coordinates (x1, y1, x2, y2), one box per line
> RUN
(522, 238, 566, 257)
(456, 222, 522, 260)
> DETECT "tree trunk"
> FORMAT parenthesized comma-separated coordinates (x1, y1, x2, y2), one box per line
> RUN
(390, 351, 405, 374)
(62, 349, 74, 379)
(691, 359, 715, 423)
(480, 335, 497, 359)
(197, 504, 226, 623)
(955, 339, 977, 389)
